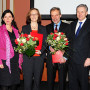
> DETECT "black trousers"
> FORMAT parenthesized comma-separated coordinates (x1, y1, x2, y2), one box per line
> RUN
(68, 62, 89, 90)
(22, 55, 44, 90)
(0, 85, 17, 90)
(46, 53, 68, 90)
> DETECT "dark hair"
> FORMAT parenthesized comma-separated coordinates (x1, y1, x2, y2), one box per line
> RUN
(26, 8, 41, 25)
(76, 4, 88, 12)
(50, 7, 61, 15)
(1, 9, 18, 29)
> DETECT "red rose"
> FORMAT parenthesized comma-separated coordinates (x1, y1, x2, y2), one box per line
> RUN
(65, 40, 68, 42)
(60, 36, 61, 39)
(32, 37, 36, 41)
(26, 38, 29, 41)
(50, 33, 53, 35)
(54, 30, 58, 33)
(24, 34, 28, 37)
(21, 34, 24, 37)
(54, 34, 58, 38)
(65, 42, 68, 45)
(53, 37, 56, 40)
(20, 43, 24, 46)
(15, 39, 18, 45)
(61, 32, 64, 35)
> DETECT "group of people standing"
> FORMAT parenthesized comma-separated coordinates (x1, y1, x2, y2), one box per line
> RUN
(0, 3, 90, 90)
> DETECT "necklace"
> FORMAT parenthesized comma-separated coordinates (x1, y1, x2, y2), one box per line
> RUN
(31, 24, 38, 30)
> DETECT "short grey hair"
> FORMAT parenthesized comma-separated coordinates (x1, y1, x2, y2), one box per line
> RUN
(76, 4, 88, 12)
(50, 7, 61, 15)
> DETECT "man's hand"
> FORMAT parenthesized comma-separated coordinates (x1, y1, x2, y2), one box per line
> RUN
(84, 58, 90, 67)
(50, 46, 55, 52)
(59, 57, 66, 64)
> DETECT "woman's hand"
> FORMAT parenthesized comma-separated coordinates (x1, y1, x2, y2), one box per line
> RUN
(0, 64, 4, 69)
(35, 50, 41, 55)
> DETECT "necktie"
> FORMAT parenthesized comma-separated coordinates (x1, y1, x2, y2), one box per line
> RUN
(54, 25, 58, 32)
(75, 22, 82, 37)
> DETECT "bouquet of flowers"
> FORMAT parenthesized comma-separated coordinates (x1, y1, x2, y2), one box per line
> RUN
(14, 33, 39, 57)
(46, 31, 69, 63)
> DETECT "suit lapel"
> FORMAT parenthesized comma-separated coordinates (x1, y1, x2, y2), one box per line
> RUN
(50, 23, 54, 33)
(72, 21, 77, 39)
(27, 24, 31, 34)
(59, 22, 64, 32)
(38, 24, 42, 34)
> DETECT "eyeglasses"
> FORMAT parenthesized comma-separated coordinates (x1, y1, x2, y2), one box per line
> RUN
(30, 14, 38, 16)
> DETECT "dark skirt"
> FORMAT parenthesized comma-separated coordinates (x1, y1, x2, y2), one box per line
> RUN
(0, 52, 20, 86)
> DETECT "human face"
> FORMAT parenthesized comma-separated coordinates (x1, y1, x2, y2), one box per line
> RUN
(30, 10, 38, 22)
(51, 10, 61, 24)
(3, 13, 13, 25)
(77, 7, 88, 21)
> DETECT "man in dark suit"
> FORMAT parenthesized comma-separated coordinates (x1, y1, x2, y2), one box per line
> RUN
(68, 4, 90, 90)
(46, 7, 69, 90)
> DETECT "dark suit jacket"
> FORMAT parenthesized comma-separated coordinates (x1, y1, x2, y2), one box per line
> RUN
(46, 21, 69, 34)
(22, 24, 47, 59)
(68, 19, 90, 64)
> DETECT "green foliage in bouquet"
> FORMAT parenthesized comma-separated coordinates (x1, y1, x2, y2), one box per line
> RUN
(14, 33, 39, 57)
(46, 31, 69, 54)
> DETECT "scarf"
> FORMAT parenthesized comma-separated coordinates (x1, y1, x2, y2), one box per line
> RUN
(4, 30, 11, 73)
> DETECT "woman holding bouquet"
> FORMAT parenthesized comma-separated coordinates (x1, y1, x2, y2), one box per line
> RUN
(0, 10, 23, 90)
(22, 8, 47, 90)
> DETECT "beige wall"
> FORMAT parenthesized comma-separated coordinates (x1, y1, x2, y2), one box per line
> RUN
(14, 0, 30, 31)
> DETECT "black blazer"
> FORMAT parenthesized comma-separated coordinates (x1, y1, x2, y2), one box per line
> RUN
(22, 24, 47, 59)
(68, 19, 90, 64)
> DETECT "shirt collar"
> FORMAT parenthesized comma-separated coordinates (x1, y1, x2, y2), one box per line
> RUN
(54, 20, 61, 27)
(78, 18, 87, 24)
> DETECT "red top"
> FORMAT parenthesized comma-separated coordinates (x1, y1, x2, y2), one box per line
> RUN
(31, 30, 40, 56)
(32, 30, 38, 33)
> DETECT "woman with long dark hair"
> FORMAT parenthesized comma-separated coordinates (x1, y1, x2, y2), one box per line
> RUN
(0, 9, 23, 90)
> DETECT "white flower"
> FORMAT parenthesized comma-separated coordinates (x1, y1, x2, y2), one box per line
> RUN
(17, 38, 21, 42)
(57, 32, 61, 35)
(22, 39, 26, 43)
(56, 37, 60, 41)
(28, 35, 31, 38)
(64, 38, 67, 40)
